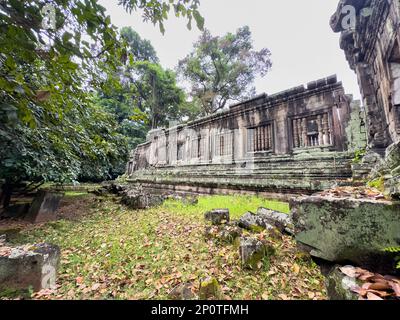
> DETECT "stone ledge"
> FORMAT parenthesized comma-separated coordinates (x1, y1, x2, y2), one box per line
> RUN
(0, 243, 60, 294)
(291, 195, 400, 274)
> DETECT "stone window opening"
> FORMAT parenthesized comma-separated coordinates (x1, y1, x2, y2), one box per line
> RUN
(293, 114, 332, 149)
(216, 131, 233, 157)
(153, 136, 159, 159)
(307, 119, 319, 146)
(191, 135, 204, 159)
(247, 124, 273, 153)
(177, 142, 184, 161)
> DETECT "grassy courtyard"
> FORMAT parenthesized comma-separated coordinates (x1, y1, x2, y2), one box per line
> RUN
(4, 194, 326, 300)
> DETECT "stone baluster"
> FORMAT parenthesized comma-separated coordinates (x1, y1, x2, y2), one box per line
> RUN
(301, 118, 308, 147)
(322, 114, 331, 145)
(318, 115, 324, 146)
(293, 119, 300, 148)
(268, 125, 272, 150)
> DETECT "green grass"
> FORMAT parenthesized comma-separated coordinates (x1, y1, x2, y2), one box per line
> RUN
(64, 191, 89, 197)
(163, 195, 290, 219)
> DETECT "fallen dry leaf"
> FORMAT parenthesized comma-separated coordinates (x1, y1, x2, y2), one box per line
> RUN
(390, 282, 400, 297)
(339, 266, 357, 278)
(367, 292, 383, 300)
(75, 277, 84, 285)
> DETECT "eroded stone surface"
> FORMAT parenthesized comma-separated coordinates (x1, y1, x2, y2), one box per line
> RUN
(168, 283, 196, 300)
(199, 277, 223, 300)
(0, 243, 60, 294)
(257, 207, 294, 234)
(204, 209, 230, 225)
(204, 223, 242, 244)
(121, 188, 165, 209)
(325, 265, 359, 300)
(24, 191, 63, 223)
(291, 195, 400, 273)
(238, 212, 275, 232)
(239, 237, 274, 270)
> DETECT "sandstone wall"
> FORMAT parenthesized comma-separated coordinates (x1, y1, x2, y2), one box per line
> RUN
(126, 76, 365, 196)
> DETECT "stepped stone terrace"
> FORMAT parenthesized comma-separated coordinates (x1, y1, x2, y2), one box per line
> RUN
(126, 75, 367, 198)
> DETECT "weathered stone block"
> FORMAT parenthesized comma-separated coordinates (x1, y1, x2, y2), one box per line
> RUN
(25, 191, 63, 223)
(199, 277, 222, 300)
(257, 207, 294, 234)
(239, 237, 273, 269)
(0, 243, 60, 294)
(122, 189, 164, 209)
(325, 265, 359, 300)
(204, 209, 230, 225)
(291, 195, 400, 273)
(168, 283, 196, 300)
(204, 223, 242, 244)
(238, 212, 275, 232)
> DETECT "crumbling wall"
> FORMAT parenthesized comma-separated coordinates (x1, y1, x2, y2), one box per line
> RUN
(331, 0, 400, 197)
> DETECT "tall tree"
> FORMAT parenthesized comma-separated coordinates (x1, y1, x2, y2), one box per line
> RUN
(120, 27, 159, 63)
(178, 26, 272, 115)
(0, 0, 203, 209)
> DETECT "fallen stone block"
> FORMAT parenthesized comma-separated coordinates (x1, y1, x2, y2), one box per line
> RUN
(168, 283, 196, 300)
(325, 265, 360, 300)
(239, 237, 274, 270)
(122, 189, 165, 209)
(204, 209, 230, 225)
(24, 191, 63, 223)
(238, 211, 276, 233)
(0, 243, 60, 295)
(199, 277, 223, 300)
(291, 195, 400, 274)
(257, 207, 294, 234)
(204, 223, 242, 244)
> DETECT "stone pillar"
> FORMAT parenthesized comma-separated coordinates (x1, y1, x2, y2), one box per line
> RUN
(322, 114, 331, 145)
(261, 126, 266, 151)
(318, 115, 324, 146)
(293, 120, 300, 148)
(301, 118, 308, 147)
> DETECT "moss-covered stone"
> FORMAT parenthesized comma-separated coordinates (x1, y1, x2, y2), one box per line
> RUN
(204, 223, 242, 244)
(199, 277, 223, 300)
(325, 266, 360, 300)
(291, 195, 400, 273)
(239, 237, 275, 270)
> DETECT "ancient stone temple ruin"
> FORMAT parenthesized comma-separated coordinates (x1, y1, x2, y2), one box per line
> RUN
(285, 1, 400, 289)
(126, 75, 367, 197)
(331, 0, 400, 196)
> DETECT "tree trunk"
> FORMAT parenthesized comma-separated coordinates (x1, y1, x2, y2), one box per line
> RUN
(1, 181, 13, 211)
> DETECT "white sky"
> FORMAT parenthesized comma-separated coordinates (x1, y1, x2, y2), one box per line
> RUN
(98, 0, 361, 100)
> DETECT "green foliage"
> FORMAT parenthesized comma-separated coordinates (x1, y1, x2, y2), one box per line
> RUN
(118, 0, 204, 34)
(352, 148, 366, 164)
(0, 98, 129, 186)
(120, 27, 159, 63)
(178, 26, 272, 114)
(384, 247, 400, 269)
(367, 177, 385, 192)
(0, 1, 203, 191)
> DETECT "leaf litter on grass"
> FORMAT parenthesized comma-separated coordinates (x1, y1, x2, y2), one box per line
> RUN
(5, 195, 326, 300)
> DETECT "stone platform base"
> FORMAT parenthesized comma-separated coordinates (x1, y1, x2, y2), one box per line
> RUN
(128, 152, 354, 199)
